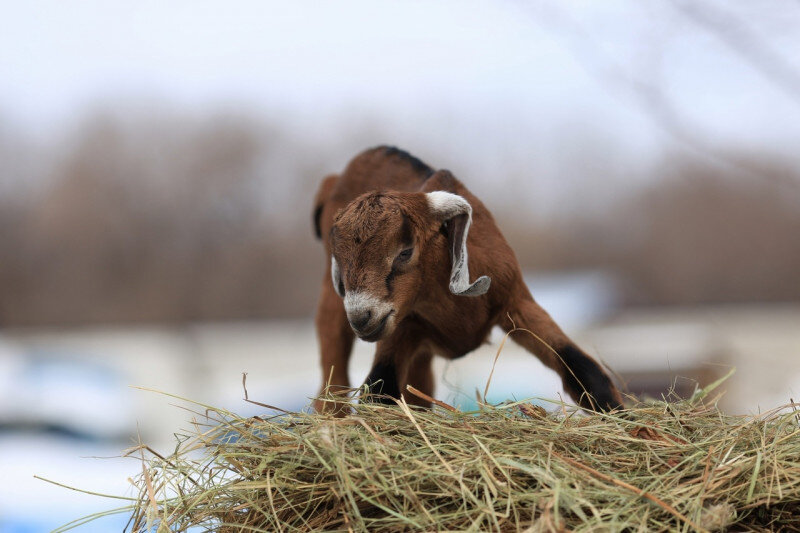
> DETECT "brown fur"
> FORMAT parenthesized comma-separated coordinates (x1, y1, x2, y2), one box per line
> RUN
(313, 146, 623, 413)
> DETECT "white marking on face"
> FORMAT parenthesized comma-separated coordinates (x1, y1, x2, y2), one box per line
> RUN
(343, 291, 393, 323)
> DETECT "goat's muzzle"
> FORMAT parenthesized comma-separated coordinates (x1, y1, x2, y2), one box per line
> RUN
(344, 292, 394, 342)
(353, 311, 393, 341)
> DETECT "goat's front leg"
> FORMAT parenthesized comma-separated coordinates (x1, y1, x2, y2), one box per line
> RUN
(313, 279, 355, 415)
(363, 357, 403, 405)
(504, 297, 623, 411)
(405, 350, 434, 408)
(362, 329, 423, 405)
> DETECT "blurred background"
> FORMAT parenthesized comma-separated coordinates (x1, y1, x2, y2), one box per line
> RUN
(2, 0, 800, 530)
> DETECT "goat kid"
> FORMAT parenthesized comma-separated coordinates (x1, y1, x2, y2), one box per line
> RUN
(312, 146, 623, 413)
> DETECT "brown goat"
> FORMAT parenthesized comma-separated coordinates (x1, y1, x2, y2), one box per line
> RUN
(312, 146, 623, 413)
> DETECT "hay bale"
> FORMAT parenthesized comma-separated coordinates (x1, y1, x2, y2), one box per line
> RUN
(120, 383, 800, 533)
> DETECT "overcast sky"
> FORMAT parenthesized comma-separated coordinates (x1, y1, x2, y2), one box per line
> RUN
(3, 0, 800, 205)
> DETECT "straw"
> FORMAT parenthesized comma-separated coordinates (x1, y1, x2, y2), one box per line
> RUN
(97, 378, 800, 532)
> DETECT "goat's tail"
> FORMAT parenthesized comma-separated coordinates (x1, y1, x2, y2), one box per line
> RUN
(313, 174, 339, 239)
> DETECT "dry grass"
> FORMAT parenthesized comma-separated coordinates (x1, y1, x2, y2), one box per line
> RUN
(68, 374, 800, 533)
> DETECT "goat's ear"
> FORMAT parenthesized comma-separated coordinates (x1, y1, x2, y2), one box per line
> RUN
(425, 191, 491, 297)
(331, 256, 345, 297)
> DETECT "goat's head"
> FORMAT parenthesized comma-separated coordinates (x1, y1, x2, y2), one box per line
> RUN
(330, 189, 491, 342)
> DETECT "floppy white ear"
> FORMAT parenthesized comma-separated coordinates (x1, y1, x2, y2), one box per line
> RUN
(331, 256, 344, 297)
(426, 191, 491, 297)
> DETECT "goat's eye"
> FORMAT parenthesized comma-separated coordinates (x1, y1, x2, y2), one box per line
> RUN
(396, 248, 413, 263)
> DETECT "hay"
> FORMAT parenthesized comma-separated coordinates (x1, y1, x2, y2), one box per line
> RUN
(99, 377, 800, 533)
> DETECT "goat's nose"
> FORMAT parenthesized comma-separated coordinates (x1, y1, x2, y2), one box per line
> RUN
(348, 309, 372, 331)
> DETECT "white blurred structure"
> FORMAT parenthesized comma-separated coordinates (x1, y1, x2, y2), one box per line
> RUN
(583, 305, 800, 414)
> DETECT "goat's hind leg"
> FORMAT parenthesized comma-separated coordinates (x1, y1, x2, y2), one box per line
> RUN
(313, 280, 355, 415)
(504, 298, 623, 411)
